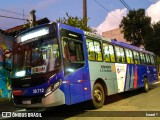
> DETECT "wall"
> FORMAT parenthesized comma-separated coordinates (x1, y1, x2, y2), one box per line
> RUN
(102, 28, 130, 43)
(0, 32, 13, 98)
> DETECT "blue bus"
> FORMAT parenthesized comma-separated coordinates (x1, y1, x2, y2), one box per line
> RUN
(6, 22, 158, 108)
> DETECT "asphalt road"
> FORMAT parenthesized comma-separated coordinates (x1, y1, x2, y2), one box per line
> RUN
(1, 81, 160, 120)
(65, 81, 160, 120)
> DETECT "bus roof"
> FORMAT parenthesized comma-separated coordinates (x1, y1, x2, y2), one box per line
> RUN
(84, 31, 111, 42)
(111, 40, 154, 55)
(84, 31, 154, 55)
(58, 22, 84, 35)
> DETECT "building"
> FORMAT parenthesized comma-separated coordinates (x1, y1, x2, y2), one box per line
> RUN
(0, 29, 13, 98)
(102, 28, 130, 43)
(0, 29, 13, 63)
(102, 28, 146, 49)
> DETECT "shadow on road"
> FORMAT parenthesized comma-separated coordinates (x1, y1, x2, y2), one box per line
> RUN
(0, 99, 15, 112)
(104, 83, 158, 105)
(30, 83, 159, 119)
(1, 83, 159, 119)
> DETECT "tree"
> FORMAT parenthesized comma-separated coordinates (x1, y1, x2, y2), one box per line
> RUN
(151, 21, 160, 72)
(150, 21, 160, 56)
(120, 8, 152, 47)
(56, 13, 95, 32)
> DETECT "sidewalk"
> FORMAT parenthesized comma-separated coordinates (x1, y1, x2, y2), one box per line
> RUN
(0, 99, 15, 112)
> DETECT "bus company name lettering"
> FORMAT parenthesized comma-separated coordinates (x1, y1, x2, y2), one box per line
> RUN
(31, 66, 46, 74)
(100, 65, 112, 72)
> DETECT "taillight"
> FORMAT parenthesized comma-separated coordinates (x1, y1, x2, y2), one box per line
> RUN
(13, 90, 24, 96)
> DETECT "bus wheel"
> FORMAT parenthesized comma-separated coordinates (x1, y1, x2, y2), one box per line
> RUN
(143, 78, 149, 92)
(92, 83, 105, 108)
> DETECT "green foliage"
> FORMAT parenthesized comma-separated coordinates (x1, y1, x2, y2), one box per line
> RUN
(147, 21, 160, 56)
(120, 8, 152, 47)
(120, 8, 160, 56)
(56, 13, 95, 32)
(135, 20, 160, 56)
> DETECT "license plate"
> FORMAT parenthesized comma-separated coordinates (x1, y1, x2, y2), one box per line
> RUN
(22, 100, 31, 105)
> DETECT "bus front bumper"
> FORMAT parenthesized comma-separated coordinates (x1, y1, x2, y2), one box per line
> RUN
(14, 88, 65, 108)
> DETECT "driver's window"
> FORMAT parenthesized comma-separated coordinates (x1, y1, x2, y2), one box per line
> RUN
(60, 29, 85, 75)
(63, 38, 84, 62)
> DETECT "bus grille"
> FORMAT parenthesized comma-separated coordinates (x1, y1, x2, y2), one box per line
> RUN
(14, 95, 43, 104)
(11, 77, 47, 88)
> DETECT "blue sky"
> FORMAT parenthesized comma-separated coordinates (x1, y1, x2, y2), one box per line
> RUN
(0, 0, 160, 34)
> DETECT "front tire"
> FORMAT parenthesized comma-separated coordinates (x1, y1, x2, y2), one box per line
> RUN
(92, 83, 105, 108)
(143, 78, 149, 92)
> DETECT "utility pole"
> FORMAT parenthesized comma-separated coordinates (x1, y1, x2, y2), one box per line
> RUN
(83, 0, 87, 27)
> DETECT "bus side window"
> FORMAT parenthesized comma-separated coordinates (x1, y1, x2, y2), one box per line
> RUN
(125, 48, 134, 64)
(109, 45, 116, 62)
(150, 55, 155, 65)
(103, 43, 110, 62)
(133, 51, 140, 64)
(140, 53, 146, 64)
(86, 39, 102, 61)
(87, 39, 95, 61)
(115, 46, 120, 62)
(145, 54, 151, 64)
(115, 46, 126, 63)
(94, 41, 102, 61)
(103, 43, 115, 62)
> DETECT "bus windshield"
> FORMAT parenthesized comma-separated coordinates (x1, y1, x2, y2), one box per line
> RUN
(12, 38, 60, 78)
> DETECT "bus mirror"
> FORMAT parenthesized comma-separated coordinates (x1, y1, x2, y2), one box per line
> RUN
(3, 49, 12, 72)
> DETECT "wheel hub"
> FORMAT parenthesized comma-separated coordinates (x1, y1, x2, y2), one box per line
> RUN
(94, 89, 102, 102)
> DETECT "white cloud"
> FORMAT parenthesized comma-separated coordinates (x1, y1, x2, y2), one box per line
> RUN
(96, 8, 127, 35)
(146, 1, 160, 23)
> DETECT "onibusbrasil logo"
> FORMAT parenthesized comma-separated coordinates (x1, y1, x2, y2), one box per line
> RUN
(2, 112, 42, 118)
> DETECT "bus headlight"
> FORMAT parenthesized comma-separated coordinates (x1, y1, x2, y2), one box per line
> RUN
(15, 70, 26, 77)
(45, 79, 62, 97)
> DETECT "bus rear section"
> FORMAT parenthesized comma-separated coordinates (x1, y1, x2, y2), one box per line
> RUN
(84, 32, 158, 108)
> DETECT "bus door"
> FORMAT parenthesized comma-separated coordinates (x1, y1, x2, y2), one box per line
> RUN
(61, 29, 90, 105)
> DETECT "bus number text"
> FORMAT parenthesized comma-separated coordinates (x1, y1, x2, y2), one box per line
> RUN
(33, 88, 44, 94)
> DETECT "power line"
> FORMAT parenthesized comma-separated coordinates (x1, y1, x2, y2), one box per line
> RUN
(94, 0, 120, 20)
(0, 8, 29, 18)
(94, 0, 110, 13)
(120, 0, 132, 11)
(0, 8, 41, 19)
(0, 15, 28, 21)
(0, 15, 30, 30)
